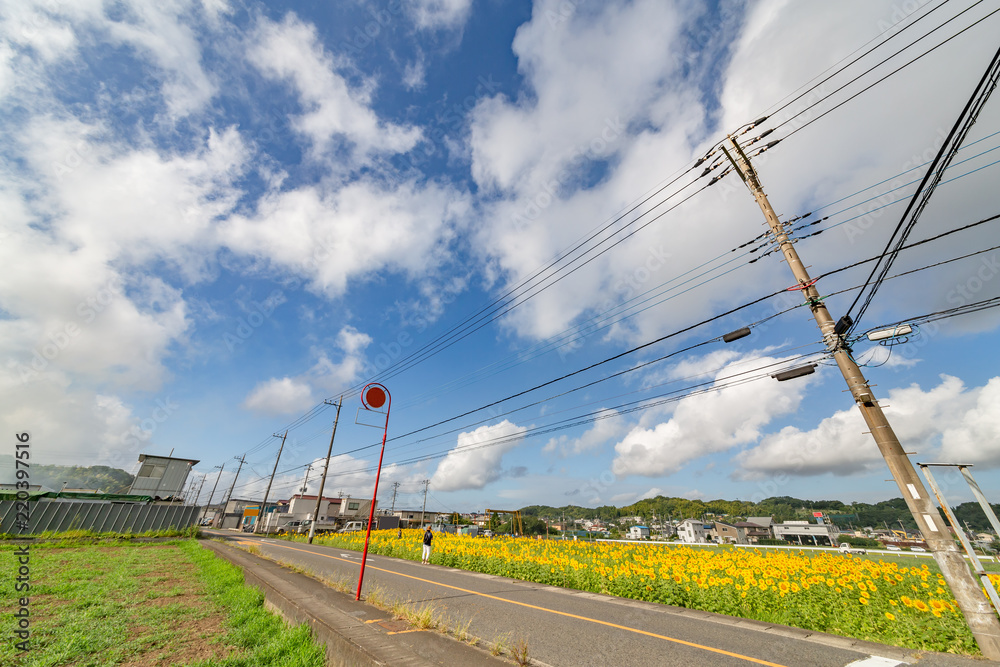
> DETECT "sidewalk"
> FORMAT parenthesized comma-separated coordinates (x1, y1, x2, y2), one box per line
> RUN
(202, 539, 507, 667)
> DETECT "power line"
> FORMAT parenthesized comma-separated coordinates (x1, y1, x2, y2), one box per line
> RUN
(778, 5, 1000, 143)
(843, 40, 1000, 332)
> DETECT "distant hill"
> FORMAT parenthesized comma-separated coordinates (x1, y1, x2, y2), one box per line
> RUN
(0, 455, 133, 494)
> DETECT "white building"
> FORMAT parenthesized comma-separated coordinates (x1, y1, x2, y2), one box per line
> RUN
(676, 519, 710, 544)
(627, 525, 650, 540)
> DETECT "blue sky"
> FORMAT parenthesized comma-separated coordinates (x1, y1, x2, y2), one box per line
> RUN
(3, 0, 1000, 516)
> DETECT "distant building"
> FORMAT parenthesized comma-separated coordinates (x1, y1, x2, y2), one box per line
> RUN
(773, 520, 840, 546)
(676, 519, 711, 544)
(392, 509, 444, 528)
(735, 521, 770, 543)
(127, 454, 198, 501)
(627, 525, 650, 540)
(712, 521, 748, 545)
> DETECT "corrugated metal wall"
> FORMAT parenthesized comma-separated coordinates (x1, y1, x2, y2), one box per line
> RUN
(0, 500, 202, 534)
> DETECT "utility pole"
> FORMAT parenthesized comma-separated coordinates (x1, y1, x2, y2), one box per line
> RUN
(309, 397, 343, 544)
(254, 431, 287, 534)
(192, 475, 206, 507)
(201, 463, 224, 525)
(420, 479, 430, 528)
(390, 481, 401, 514)
(224, 454, 245, 505)
(300, 465, 313, 495)
(723, 134, 1000, 658)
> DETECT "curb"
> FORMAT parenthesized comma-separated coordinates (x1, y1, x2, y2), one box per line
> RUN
(201, 540, 503, 667)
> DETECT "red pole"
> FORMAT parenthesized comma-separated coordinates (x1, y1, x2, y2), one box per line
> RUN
(356, 384, 390, 601)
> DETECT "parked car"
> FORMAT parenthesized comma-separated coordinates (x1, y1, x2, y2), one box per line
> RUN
(886, 544, 902, 551)
(339, 521, 366, 533)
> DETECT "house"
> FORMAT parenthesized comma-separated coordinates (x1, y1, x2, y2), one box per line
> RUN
(735, 521, 770, 543)
(712, 521, 748, 545)
(392, 509, 444, 528)
(627, 525, 651, 540)
(745, 517, 774, 538)
(676, 519, 710, 544)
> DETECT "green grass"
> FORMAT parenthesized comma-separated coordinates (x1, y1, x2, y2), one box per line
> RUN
(0, 526, 201, 541)
(0, 539, 326, 666)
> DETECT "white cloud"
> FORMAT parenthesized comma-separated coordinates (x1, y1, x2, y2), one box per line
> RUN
(542, 408, 625, 457)
(219, 177, 470, 297)
(639, 487, 665, 501)
(611, 352, 819, 477)
(407, 0, 473, 31)
(242, 326, 373, 416)
(402, 57, 427, 91)
(938, 377, 1000, 465)
(242, 377, 315, 416)
(735, 375, 1000, 477)
(248, 13, 421, 164)
(431, 420, 528, 491)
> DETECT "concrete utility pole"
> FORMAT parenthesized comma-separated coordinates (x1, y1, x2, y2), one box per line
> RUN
(722, 135, 1000, 658)
(390, 481, 401, 514)
(192, 475, 206, 507)
(420, 479, 430, 528)
(309, 397, 343, 544)
(224, 454, 246, 506)
(201, 463, 224, 525)
(254, 431, 287, 534)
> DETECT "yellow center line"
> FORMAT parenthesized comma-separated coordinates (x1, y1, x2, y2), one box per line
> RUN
(261, 540, 787, 667)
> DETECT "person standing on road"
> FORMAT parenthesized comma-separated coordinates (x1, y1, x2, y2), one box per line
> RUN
(422, 527, 433, 564)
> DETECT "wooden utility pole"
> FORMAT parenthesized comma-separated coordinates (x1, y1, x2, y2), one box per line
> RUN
(254, 431, 287, 534)
(224, 454, 245, 505)
(722, 134, 1000, 658)
(309, 397, 343, 544)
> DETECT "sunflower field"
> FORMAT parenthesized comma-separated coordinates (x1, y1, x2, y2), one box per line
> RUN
(309, 529, 985, 654)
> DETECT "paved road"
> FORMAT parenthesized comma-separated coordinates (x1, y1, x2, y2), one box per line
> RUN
(206, 530, 989, 667)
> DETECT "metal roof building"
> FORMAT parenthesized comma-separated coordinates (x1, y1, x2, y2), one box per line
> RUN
(127, 454, 199, 501)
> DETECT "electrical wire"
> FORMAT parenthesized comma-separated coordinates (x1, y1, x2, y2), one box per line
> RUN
(843, 40, 1000, 332)
(778, 6, 1000, 144)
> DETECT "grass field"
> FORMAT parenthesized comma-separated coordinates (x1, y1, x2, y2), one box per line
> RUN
(1, 539, 326, 666)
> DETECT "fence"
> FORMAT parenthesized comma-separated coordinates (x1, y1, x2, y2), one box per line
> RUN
(0, 500, 202, 534)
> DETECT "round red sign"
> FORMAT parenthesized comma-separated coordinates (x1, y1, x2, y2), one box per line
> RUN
(365, 386, 386, 409)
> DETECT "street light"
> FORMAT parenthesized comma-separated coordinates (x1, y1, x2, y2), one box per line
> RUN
(771, 364, 817, 382)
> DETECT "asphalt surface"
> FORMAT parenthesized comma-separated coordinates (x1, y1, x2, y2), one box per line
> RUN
(205, 530, 995, 667)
